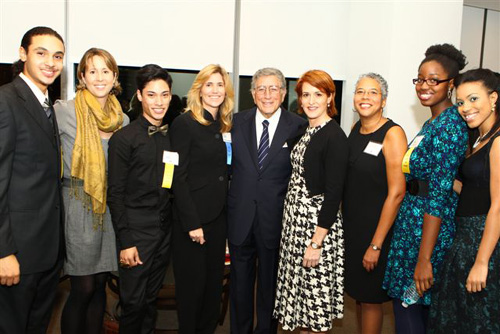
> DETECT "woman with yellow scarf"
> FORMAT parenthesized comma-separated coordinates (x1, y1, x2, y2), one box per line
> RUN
(54, 48, 129, 334)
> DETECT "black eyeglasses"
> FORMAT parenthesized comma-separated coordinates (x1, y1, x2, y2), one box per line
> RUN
(412, 78, 452, 86)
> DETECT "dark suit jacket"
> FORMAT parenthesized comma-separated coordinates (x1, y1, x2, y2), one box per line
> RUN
(0, 76, 63, 274)
(170, 110, 229, 232)
(227, 107, 307, 249)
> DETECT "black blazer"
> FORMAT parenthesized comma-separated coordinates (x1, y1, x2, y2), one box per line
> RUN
(169, 110, 228, 232)
(301, 119, 349, 229)
(227, 107, 307, 249)
(0, 76, 63, 274)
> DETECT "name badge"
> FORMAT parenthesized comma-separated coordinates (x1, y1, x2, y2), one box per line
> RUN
(162, 151, 178, 189)
(163, 151, 179, 166)
(225, 142, 232, 165)
(363, 141, 383, 156)
(222, 132, 232, 143)
(402, 135, 424, 174)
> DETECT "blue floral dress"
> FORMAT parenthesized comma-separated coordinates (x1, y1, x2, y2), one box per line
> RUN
(382, 106, 467, 305)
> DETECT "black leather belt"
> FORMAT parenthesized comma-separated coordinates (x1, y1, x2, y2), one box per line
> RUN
(406, 179, 429, 197)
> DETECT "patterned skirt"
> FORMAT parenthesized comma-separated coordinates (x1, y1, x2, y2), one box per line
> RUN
(273, 185, 344, 332)
(428, 215, 500, 333)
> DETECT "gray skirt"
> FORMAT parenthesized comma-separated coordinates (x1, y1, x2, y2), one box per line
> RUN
(62, 185, 118, 275)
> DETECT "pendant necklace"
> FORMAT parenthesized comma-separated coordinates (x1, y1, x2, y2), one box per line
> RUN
(472, 129, 491, 149)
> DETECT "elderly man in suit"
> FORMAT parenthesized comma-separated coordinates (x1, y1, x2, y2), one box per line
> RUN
(228, 67, 307, 334)
(0, 27, 65, 334)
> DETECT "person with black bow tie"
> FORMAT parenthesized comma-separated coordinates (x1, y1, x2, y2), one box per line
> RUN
(108, 64, 174, 334)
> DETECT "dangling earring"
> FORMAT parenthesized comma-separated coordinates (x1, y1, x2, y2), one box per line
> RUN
(447, 88, 452, 99)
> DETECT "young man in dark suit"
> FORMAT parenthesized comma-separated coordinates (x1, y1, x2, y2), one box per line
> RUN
(107, 64, 173, 334)
(0, 26, 65, 334)
(228, 67, 307, 334)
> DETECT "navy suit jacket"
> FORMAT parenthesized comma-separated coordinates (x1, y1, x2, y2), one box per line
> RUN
(227, 107, 307, 249)
(0, 76, 63, 274)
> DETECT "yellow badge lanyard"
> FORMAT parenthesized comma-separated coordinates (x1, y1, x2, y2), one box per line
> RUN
(402, 135, 424, 174)
(162, 151, 179, 189)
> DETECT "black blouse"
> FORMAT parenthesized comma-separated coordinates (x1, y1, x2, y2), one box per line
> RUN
(456, 134, 499, 217)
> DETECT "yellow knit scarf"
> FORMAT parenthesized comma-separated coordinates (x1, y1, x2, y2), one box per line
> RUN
(72, 89, 123, 228)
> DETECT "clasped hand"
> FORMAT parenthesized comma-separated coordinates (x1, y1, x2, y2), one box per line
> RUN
(120, 247, 143, 268)
(302, 246, 321, 268)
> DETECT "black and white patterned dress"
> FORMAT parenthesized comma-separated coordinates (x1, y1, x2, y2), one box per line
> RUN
(274, 124, 344, 332)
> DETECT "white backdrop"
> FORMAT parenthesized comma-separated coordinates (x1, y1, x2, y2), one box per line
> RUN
(0, 0, 474, 140)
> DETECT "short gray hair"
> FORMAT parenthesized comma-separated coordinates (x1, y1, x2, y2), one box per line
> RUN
(251, 67, 286, 92)
(355, 72, 388, 100)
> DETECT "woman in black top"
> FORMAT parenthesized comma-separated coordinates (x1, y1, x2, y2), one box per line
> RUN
(169, 64, 234, 334)
(274, 70, 348, 333)
(428, 69, 500, 333)
(343, 73, 407, 334)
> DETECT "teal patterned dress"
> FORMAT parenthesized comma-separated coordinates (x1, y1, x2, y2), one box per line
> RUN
(382, 106, 467, 305)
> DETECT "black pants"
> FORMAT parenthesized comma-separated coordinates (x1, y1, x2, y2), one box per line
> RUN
(118, 225, 171, 334)
(229, 216, 279, 334)
(0, 258, 63, 334)
(172, 210, 227, 334)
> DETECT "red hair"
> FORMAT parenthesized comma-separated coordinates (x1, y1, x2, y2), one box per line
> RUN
(296, 70, 337, 117)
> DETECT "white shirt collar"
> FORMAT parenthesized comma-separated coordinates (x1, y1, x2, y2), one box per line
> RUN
(19, 73, 49, 106)
(255, 107, 282, 126)
(255, 107, 282, 148)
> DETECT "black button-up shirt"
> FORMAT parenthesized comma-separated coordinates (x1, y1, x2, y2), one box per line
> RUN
(108, 115, 172, 249)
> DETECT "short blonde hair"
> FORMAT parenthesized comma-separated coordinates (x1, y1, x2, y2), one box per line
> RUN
(76, 48, 122, 95)
(186, 64, 234, 133)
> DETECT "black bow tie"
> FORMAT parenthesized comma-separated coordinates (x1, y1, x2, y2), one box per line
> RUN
(148, 124, 168, 137)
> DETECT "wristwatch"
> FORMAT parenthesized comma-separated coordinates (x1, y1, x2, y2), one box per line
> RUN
(370, 243, 381, 251)
(311, 241, 322, 250)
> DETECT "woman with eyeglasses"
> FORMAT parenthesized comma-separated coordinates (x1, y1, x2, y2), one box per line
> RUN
(428, 68, 500, 333)
(343, 73, 407, 334)
(273, 70, 348, 334)
(54, 48, 128, 334)
(169, 64, 234, 334)
(382, 44, 468, 333)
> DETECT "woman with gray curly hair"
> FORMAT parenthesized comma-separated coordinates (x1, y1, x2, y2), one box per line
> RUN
(343, 73, 407, 334)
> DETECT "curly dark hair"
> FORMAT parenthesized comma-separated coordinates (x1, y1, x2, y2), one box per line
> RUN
(455, 68, 500, 146)
(419, 43, 467, 79)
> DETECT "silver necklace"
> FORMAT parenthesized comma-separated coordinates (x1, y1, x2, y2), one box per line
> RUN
(472, 129, 491, 149)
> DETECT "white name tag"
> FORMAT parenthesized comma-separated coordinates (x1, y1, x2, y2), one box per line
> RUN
(363, 141, 383, 156)
(410, 135, 424, 148)
(222, 132, 232, 143)
(163, 151, 179, 166)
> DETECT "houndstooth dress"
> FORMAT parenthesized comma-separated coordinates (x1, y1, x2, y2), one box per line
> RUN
(274, 124, 344, 332)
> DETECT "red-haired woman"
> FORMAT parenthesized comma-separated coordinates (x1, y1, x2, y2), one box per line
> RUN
(274, 69, 349, 334)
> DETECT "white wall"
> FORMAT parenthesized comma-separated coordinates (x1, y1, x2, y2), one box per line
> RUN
(483, 9, 499, 71)
(340, 1, 463, 140)
(1, 0, 466, 140)
(461, 6, 500, 72)
(0, 0, 66, 64)
(238, 1, 464, 140)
